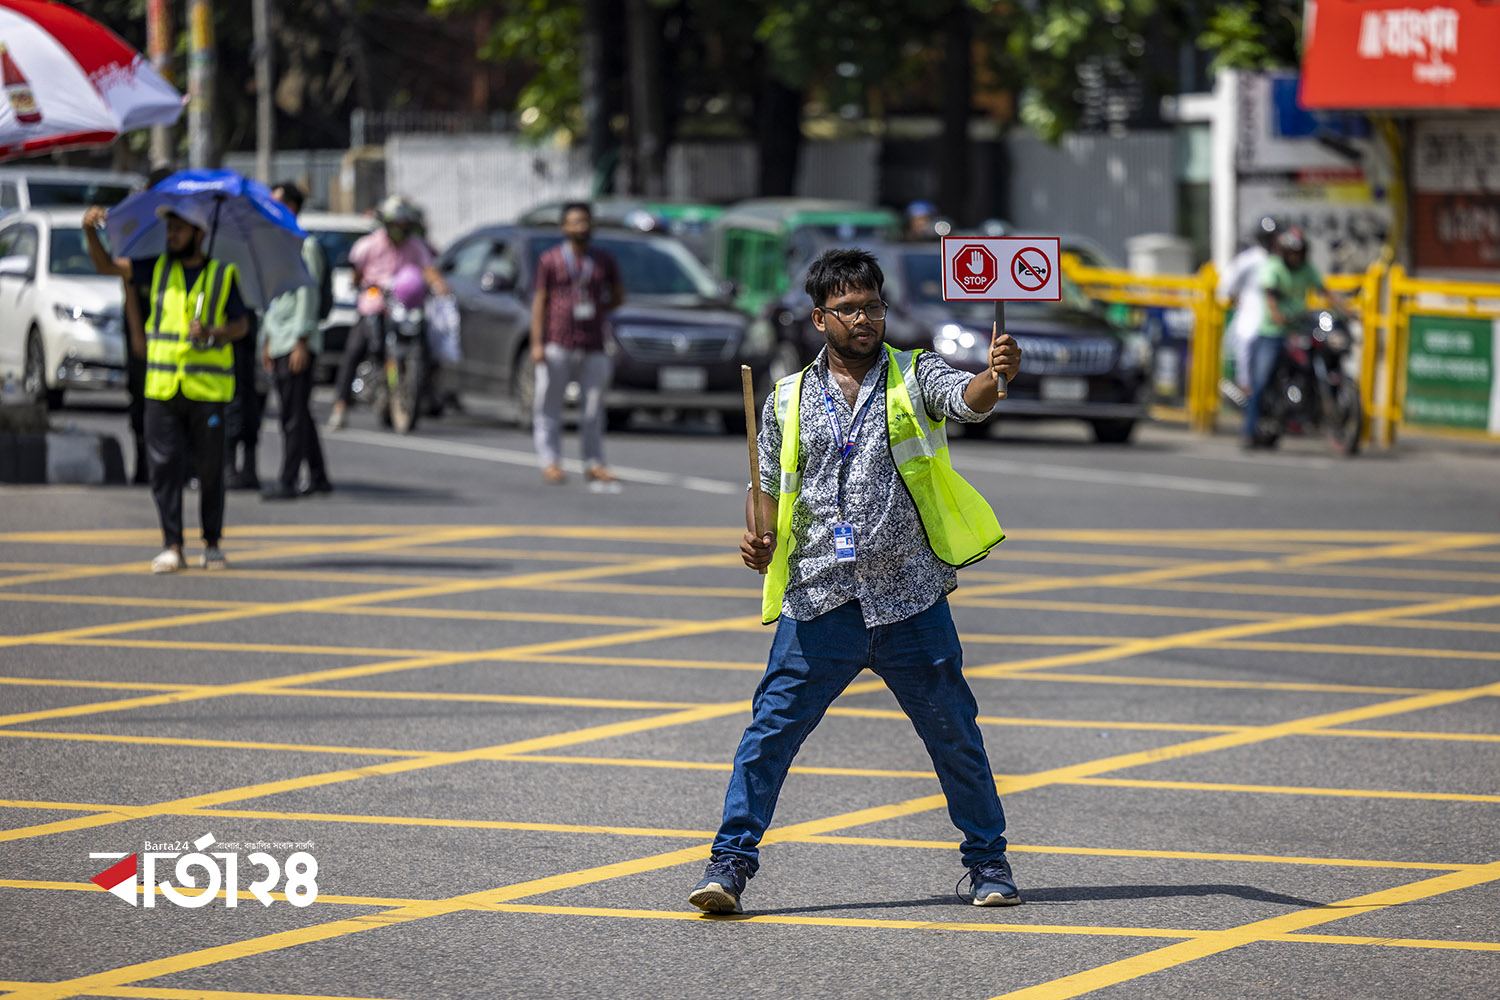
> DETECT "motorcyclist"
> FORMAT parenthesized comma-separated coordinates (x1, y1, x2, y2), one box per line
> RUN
(326, 196, 451, 431)
(1243, 226, 1350, 448)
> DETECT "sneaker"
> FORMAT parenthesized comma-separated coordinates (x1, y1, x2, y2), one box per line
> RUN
(542, 464, 566, 485)
(961, 855, 1021, 907)
(200, 546, 228, 571)
(150, 548, 183, 574)
(688, 854, 751, 914)
(586, 466, 618, 483)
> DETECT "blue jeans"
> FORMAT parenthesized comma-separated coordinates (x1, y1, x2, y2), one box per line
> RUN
(712, 598, 1009, 875)
(1244, 335, 1286, 439)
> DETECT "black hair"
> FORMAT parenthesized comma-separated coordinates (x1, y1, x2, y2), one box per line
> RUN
(561, 200, 592, 221)
(146, 166, 174, 187)
(272, 180, 306, 212)
(805, 247, 884, 307)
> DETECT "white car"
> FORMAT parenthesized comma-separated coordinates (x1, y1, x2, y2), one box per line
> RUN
(0, 167, 143, 219)
(0, 209, 127, 407)
(297, 210, 376, 381)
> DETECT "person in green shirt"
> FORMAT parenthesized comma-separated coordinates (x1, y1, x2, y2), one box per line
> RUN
(1243, 226, 1349, 447)
(259, 181, 333, 500)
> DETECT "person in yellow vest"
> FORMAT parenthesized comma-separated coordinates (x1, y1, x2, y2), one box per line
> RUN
(136, 205, 249, 574)
(688, 248, 1022, 915)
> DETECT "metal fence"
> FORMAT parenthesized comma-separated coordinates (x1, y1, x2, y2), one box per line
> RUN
(222, 150, 348, 211)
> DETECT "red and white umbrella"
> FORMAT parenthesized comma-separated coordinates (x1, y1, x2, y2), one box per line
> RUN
(0, 0, 182, 162)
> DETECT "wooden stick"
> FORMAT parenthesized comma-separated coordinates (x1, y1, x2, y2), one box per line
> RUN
(740, 364, 767, 575)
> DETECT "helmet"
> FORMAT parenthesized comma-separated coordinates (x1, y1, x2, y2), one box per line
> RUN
(376, 195, 419, 227)
(1254, 215, 1279, 249)
(391, 264, 427, 309)
(1278, 226, 1306, 254)
(906, 200, 937, 219)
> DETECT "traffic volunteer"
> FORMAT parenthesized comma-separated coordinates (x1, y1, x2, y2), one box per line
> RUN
(689, 247, 1023, 915)
(135, 205, 250, 574)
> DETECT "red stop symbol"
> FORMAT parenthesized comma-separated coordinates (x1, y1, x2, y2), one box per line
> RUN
(953, 244, 999, 295)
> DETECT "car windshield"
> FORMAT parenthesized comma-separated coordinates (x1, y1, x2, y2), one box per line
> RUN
(27, 181, 134, 208)
(527, 235, 720, 298)
(308, 229, 365, 269)
(901, 250, 1095, 318)
(48, 228, 98, 276)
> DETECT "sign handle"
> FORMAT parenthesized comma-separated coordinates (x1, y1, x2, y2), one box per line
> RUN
(994, 300, 1008, 400)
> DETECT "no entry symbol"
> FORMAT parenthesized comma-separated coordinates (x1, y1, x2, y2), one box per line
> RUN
(1011, 247, 1051, 292)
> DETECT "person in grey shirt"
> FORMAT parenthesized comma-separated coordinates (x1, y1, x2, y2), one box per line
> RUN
(689, 247, 1023, 915)
(259, 181, 331, 500)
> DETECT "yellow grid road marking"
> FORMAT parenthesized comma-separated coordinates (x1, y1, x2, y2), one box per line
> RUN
(0, 799, 1487, 873)
(1070, 777, 1500, 805)
(987, 858, 1500, 999)
(0, 982, 404, 1000)
(3, 525, 1497, 999)
(8, 886, 1496, 957)
(0, 730, 427, 758)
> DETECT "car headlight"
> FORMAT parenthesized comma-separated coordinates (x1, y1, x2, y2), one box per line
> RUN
(53, 303, 112, 330)
(1120, 333, 1152, 370)
(935, 322, 964, 357)
(744, 317, 774, 355)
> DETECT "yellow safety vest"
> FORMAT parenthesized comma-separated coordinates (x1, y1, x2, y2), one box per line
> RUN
(143, 256, 238, 403)
(761, 344, 1004, 624)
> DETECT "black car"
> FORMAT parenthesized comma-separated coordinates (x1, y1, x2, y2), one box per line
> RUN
(438, 225, 774, 432)
(765, 241, 1153, 443)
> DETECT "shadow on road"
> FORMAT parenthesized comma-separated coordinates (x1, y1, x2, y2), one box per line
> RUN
(308, 481, 459, 504)
(741, 883, 1331, 917)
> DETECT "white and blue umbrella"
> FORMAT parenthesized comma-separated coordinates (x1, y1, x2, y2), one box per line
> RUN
(104, 168, 310, 309)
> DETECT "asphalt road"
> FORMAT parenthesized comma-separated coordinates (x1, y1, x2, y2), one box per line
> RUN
(2, 389, 1499, 1000)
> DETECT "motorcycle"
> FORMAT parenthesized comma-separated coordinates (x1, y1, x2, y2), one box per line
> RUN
(351, 267, 430, 435)
(1251, 309, 1363, 455)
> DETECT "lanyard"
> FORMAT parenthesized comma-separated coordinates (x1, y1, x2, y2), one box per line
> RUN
(820, 375, 874, 517)
(561, 243, 594, 290)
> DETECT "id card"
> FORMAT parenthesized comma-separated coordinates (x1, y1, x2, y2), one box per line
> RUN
(573, 301, 597, 321)
(832, 522, 857, 563)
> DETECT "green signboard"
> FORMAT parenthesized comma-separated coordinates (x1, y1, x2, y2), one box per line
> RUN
(1404, 314, 1500, 433)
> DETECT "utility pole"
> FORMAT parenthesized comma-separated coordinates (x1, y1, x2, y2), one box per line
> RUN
(186, 0, 215, 169)
(147, 0, 172, 168)
(581, 0, 608, 177)
(623, 0, 663, 196)
(251, 0, 274, 183)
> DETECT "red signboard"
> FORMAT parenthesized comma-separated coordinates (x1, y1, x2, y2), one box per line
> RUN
(952, 244, 998, 295)
(1301, 0, 1500, 109)
(1413, 192, 1500, 270)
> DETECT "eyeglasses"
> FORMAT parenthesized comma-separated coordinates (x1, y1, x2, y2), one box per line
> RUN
(818, 301, 888, 323)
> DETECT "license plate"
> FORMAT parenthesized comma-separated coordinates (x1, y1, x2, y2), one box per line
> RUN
(659, 366, 707, 391)
(1040, 376, 1088, 402)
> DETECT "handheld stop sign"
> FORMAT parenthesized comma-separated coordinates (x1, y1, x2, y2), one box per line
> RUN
(940, 236, 1061, 398)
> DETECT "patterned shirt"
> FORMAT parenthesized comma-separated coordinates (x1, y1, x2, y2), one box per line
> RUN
(534, 243, 622, 351)
(758, 346, 989, 628)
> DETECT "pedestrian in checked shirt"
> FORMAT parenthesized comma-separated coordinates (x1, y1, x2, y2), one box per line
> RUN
(530, 202, 625, 485)
(689, 248, 1023, 915)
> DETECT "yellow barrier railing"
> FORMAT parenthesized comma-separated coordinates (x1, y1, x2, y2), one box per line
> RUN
(1063, 253, 1500, 448)
(1062, 256, 1223, 431)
